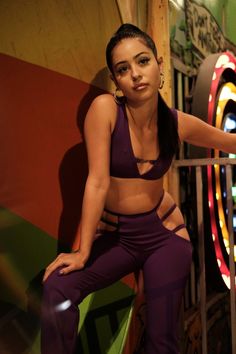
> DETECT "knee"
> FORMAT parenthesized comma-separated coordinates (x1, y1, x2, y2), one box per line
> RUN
(43, 269, 65, 302)
(42, 268, 84, 307)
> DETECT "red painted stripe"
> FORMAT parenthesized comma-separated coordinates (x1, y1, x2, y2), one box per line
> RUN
(0, 53, 104, 246)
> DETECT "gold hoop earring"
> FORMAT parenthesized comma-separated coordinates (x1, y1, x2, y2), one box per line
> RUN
(113, 87, 125, 104)
(159, 72, 165, 89)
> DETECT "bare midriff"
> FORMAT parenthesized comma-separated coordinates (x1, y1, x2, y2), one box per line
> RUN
(104, 176, 164, 214)
(103, 176, 190, 242)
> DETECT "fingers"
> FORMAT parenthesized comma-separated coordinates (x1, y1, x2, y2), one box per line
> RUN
(59, 264, 76, 275)
(58, 258, 85, 275)
(43, 254, 67, 282)
(42, 253, 85, 282)
(43, 263, 59, 283)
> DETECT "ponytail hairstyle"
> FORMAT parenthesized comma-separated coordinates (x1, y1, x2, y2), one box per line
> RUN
(106, 23, 179, 159)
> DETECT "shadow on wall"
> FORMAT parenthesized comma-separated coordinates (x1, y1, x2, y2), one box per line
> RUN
(0, 68, 109, 354)
(57, 67, 108, 252)
(55, 68, 137, 353)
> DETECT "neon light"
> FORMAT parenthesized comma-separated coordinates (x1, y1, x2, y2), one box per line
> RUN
(207, 52, 236, 289)
(215, 54, 230, 68)
(214, 82, 236, 261)
(232, 186, 236, 196)
(229, 153, 236, 159)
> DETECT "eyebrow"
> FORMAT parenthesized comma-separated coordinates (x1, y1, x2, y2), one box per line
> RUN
(114, 51, 150, 68)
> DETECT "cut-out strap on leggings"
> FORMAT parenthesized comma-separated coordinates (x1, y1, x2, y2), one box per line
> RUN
(100, 217, 118, 228)
(159, 202, 186, 233)
(160, 203, 177, 222)
(172, 223, 186, 233)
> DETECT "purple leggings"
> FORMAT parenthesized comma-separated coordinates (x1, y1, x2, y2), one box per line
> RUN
(41, 197, 192, 354)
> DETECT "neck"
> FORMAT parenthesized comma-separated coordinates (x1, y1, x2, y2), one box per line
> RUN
(126, 95, 158, 129)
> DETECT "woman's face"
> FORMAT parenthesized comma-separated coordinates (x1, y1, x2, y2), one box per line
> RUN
(111, 37, 162, 104)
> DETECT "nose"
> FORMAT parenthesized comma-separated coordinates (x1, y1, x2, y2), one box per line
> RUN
(130, 66, 141, 81)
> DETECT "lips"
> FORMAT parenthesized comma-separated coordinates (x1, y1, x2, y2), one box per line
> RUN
(133, 83, 148, 90)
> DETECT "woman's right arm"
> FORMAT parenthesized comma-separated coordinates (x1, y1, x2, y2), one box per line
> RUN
(43, 94, 115, 281)
(78, 94, 115, 261)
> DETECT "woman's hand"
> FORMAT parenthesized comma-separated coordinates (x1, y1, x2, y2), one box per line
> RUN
(43, 251, 89, 282)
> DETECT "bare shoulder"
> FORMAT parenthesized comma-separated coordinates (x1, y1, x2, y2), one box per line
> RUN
(175, 109, 186, 124)
(176, 110, 201, 141)
(85, 94, 118, 133)
(175, 109, 184, 141)
(89, 94, 117, 116)
(175, 109, 236, 153)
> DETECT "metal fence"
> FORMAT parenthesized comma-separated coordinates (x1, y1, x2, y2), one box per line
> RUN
(172, 157, 236, 354)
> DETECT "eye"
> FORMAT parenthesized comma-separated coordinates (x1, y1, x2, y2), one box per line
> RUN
(116, 65, 129, 75)
(138, 57, 150, 65)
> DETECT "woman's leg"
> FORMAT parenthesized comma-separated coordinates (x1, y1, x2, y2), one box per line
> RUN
(142, 235, 192, 354)
(41, 234, 139, 354)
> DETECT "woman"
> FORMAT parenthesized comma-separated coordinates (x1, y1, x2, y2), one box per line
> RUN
(41, 24, 236, 354)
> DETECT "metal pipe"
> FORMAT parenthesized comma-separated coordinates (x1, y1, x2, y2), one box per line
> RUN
(174, 157, 236, 167)
(196, 166, 207, 353)
(226, 164, 236, 354)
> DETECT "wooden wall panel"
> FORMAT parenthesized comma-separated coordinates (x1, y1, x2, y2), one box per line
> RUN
(0, 0, 121, 91)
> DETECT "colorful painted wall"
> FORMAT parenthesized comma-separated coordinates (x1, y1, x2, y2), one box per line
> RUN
(0, 1, 149, 353)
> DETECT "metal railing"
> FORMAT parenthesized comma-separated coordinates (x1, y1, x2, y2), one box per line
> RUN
(172, 157, 236, 354)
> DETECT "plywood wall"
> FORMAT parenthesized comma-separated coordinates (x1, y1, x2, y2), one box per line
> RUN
(0, 0, 150, 91)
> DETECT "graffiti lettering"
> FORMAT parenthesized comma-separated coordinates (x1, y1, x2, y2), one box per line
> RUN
(194, 8, 207, 29)
(185, 0, 225, 57)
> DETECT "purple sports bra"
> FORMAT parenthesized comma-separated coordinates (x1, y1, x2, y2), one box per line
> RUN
(110, 103, 177, 180)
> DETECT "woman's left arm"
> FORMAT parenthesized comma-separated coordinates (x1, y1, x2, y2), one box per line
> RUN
(178, 111, 236, 154)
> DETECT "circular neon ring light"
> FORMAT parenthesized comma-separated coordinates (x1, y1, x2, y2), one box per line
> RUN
(214, 83, 236, 259)
(192, 52, 236, 289)
(208, 53, 236, 289)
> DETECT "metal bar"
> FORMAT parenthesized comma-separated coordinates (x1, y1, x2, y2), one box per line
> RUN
(226, 165, 236, 354)
(174, 157, 236, 168)
(196, 166, 207, 354)
(177, 71, 183, 111)
(190, 261, 196, 305)
(171, 163, 185, 354)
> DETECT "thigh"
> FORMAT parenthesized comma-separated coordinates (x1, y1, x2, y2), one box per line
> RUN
(143, 235, 192, 308)
(142, 236, 192, 351)
(45, 234, 139, 305)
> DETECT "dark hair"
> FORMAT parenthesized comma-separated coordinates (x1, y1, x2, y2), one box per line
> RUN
(106, 23, 157, 75)
(106, 23, 179, 158)
(157, 93, 179, 158)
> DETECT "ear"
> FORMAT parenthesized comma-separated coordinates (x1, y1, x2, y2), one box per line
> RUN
(110, 74, 119, 89)
(109, 73, 114, 82)
(157, 56, 164, 71)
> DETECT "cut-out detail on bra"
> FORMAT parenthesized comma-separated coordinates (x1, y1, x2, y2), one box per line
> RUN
(125, 106, 161, 177)
(135, 158, 157, 164)
(136, 160, 158, 176)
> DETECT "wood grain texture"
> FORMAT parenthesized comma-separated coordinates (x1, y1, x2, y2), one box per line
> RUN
(0, 0, 120, 91)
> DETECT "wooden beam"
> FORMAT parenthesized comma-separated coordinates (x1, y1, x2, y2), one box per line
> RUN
(147, 1, 174, 195)
(147, 0, 172, 106)
(116, 0, 137, 25)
